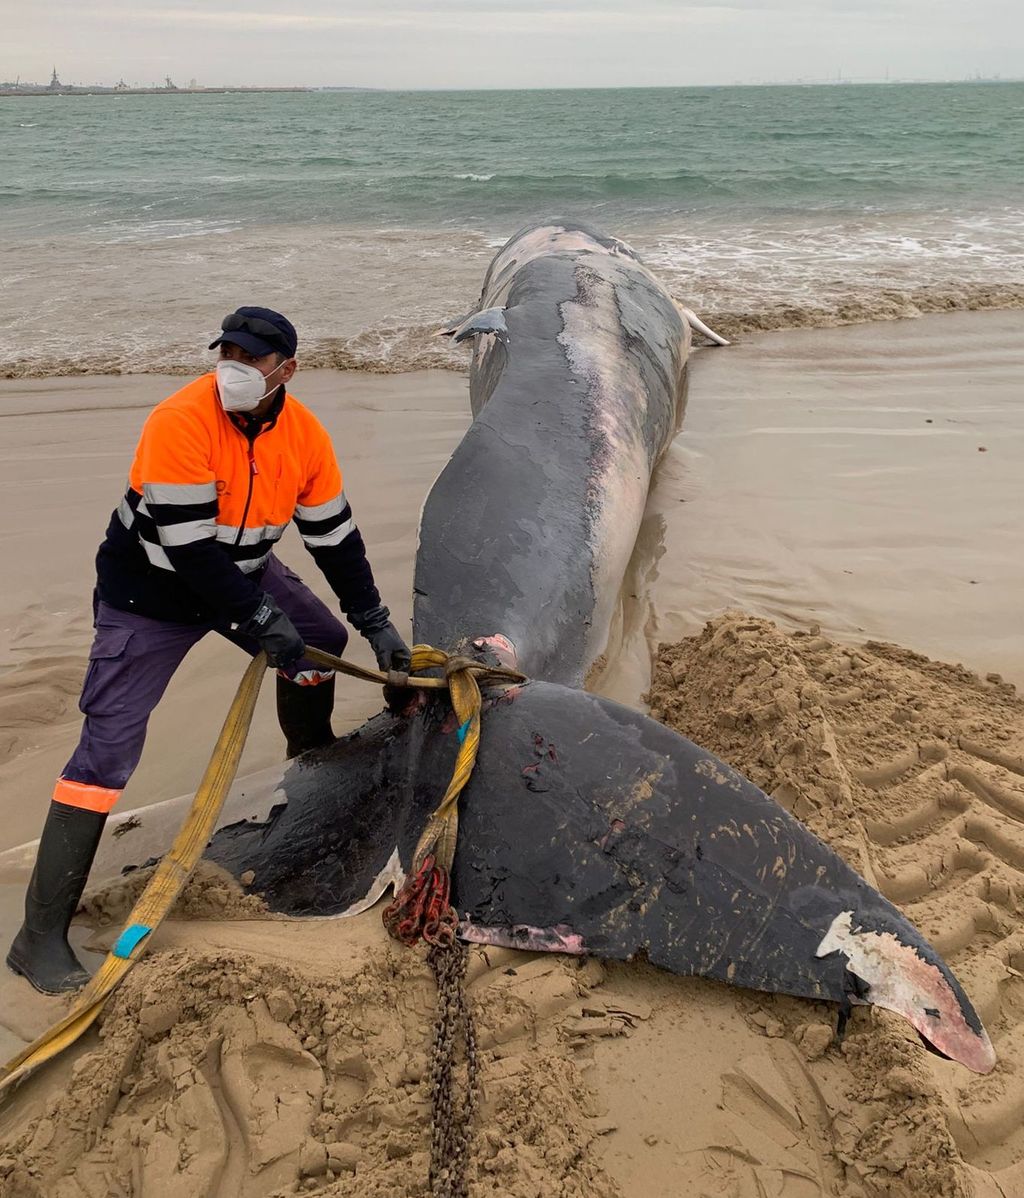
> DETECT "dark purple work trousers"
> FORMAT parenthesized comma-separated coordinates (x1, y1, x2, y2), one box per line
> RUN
(60, 555, 348, 803)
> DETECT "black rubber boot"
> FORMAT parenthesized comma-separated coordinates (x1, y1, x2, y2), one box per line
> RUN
(7, 801, 106, 995)
(276, 675, 336, 758)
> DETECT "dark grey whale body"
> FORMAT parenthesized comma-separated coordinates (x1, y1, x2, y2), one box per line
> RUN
(201, 220, 993, 1072)
(416, 221, 689, 684)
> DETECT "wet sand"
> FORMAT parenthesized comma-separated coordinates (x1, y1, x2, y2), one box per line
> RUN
(2, 311, 1021, 855)
(0, 311, 1022, 1196)
(596, 308, 1024, 707)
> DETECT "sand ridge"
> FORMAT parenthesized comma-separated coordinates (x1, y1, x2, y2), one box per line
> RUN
(0, 918, 620, 1198)
(3, 614, 1024, 1196)
(647, 612, 1024, 1197)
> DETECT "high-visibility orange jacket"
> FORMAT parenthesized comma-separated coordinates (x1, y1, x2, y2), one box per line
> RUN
(96, 373, 380, 624)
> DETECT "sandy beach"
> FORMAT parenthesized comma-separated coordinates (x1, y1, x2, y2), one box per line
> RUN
(0, 310, 1022, 1196)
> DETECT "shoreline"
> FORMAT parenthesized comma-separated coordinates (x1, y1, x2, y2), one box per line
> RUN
(5, 286, 1024, 382)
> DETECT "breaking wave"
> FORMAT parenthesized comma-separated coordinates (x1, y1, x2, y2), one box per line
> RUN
(4, 282, 1023, 380)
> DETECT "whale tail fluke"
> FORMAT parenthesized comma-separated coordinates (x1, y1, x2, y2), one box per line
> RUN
(201, 677, 993, 1074)
(448, 680, 994, 1073)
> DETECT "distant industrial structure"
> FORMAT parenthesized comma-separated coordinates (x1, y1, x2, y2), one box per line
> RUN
(0, 67, 308, 96)
(1, 67, 1017, 96)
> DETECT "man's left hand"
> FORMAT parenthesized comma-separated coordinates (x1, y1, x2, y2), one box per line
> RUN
(347, 605, 412, 711)
(367, 622, 412, 674)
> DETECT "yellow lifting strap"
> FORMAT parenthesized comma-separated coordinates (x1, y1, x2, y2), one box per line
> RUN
(0, 644, 523, 1099)
(0, 652, 267, 1097)
(403, 647, 486, 874)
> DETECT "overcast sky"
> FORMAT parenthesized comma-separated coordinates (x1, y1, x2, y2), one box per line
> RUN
(5, 0, 1022, 89)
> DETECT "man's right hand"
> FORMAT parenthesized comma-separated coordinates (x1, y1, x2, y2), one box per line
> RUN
(237, 593, 305, 670)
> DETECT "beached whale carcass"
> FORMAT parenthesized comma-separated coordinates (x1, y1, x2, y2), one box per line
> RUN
(143, 220, 993, 1072)
(420, 220, 727, 685)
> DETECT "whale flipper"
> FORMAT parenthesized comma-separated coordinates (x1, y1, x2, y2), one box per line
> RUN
(443, 306, 510, 346)
(678, 304, 730, 345)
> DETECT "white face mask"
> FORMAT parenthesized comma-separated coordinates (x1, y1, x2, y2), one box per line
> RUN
(215, 359, 286, 413)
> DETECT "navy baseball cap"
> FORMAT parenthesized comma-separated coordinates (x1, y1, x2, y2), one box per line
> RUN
(209, 306, 298, 358)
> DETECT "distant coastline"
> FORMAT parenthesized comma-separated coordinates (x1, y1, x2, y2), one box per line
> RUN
(0, 79, 1017, 98)
(0, 86, 312, 97)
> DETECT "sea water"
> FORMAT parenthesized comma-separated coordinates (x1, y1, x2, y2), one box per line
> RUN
(2, 83, 1022, 376)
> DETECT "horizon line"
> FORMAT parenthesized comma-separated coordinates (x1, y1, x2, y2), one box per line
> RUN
(4, 76, 1022, 94)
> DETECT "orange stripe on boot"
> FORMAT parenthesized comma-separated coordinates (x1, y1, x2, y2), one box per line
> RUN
(52, 777, 122, 814)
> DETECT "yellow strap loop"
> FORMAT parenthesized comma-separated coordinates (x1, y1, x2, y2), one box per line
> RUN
(308, 643, 522, 875)
(0, 644, 523, 1099)
(408, 652, 483, 876)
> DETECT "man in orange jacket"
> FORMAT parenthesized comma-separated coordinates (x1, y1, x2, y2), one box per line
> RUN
(7, 306, 411, 995)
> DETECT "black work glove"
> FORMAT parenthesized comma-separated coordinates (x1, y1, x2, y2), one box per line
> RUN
(237, 593, 305, 670)
(368, 623, 412, 673)
(348, 605, 412, 712)
(348, 604, 412, 673)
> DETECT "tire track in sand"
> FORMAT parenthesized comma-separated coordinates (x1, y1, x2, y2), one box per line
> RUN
(649, 612, 1024, 1195)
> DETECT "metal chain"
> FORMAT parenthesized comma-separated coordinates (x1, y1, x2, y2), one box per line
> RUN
(426, 939, 480, 1198)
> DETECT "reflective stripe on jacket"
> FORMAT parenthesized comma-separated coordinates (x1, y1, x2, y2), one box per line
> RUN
(96, 373, 380, 625)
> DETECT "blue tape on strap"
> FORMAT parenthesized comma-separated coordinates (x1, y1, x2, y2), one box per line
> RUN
(112, 923, 153, 959)
(456, 718, 471, 745)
